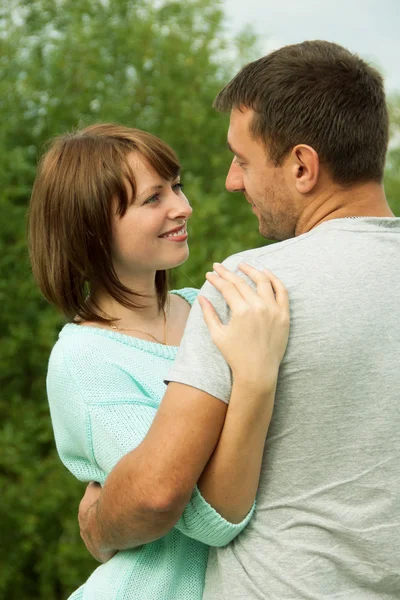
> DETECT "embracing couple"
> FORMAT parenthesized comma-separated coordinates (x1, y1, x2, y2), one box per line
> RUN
(29, 40, 400, 599)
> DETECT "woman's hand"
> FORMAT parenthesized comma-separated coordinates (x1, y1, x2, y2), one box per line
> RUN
(198, 262, 289, 391)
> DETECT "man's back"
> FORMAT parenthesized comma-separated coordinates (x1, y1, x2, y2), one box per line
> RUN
(169, 217, 400, 599)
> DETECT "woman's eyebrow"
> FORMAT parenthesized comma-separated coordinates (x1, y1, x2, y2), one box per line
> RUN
(138, 184, 164, 200)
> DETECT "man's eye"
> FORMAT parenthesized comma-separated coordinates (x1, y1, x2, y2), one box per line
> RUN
(173, 183, 184, 192)
(235, 158, 245, 168)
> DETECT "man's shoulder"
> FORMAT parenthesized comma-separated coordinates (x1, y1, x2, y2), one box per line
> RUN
(218, 216, 400, 286)
(220, 229, 322, 273)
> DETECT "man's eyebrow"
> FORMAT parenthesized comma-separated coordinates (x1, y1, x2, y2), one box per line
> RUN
(227, 142, 246, 160)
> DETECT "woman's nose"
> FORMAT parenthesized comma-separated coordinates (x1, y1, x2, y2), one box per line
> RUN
(168, 190, 193, 219)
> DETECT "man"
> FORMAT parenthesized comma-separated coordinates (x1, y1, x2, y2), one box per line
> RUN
(79, 40, 400, 598)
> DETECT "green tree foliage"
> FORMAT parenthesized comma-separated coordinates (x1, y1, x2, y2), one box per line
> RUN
(0, 1, 262, 598)
(385, 94, 400, 215)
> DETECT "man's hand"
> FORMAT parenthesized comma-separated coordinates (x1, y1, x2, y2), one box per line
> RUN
(73, 386, 227, 552)
(78, 482, 116, 563)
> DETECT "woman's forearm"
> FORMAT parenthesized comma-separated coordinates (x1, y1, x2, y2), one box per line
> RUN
(197, 377, 277, 523)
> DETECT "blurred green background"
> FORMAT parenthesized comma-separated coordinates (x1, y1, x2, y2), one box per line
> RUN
(1, 1, 399, 598)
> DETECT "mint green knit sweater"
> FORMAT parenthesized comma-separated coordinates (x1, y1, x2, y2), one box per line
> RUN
(46, 289, 253, 600)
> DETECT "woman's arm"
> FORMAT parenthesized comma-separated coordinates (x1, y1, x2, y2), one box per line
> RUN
(197, 380, 275, 523)
(196, 262, 289, 523)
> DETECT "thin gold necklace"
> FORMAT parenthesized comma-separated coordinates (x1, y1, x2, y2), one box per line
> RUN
(110, 307, 167, 345)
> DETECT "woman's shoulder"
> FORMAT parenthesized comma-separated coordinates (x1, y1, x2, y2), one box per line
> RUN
(169, 287, 199, 307)
(51, 322, 112, 357)
(48, 323, 132, 379)
(48, 322, 172, 385)
(47, 326, 141, 407)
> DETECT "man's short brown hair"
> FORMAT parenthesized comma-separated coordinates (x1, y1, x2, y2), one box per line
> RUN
(29, 124, 180, 322)
(214, 40, 389, 185)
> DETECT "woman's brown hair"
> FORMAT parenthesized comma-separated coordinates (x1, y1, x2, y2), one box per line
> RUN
(28, 123, 180, 322)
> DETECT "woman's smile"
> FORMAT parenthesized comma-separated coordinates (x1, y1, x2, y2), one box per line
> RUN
(159, 225, 188, 242)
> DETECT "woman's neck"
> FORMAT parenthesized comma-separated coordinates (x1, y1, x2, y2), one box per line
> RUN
(95, 272, 163, 325)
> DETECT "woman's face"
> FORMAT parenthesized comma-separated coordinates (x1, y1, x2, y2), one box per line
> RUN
(111, 152, 193, 281)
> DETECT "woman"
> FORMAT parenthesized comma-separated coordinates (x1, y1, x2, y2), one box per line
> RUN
(28, 123, 289, 599)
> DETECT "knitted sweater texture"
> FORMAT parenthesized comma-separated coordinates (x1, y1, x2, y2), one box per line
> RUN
(46, 289, 253, 600)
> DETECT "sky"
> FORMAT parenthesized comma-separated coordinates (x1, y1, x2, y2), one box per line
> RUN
(223, 0, 400, 94)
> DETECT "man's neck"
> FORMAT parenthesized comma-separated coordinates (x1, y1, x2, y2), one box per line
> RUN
(295, 182, 394, 237)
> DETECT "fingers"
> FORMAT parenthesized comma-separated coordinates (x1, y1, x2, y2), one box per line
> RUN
(205, 270, 248, 312)
(206, 261, 288, 315)
(237, 262, 276, 304)
(261, 268, 289, 311)
(237, 262, 288, 311)
(213, 261, 279, 308)
(198, 295, 222, 334)
(210, 262, 268, 306)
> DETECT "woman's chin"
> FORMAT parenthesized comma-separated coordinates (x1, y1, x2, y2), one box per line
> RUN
(162, 248, 190, 270)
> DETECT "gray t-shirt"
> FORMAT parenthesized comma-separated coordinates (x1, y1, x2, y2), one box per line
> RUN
(167, 217, 400, 599)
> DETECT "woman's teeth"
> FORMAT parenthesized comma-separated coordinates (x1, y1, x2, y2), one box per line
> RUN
(162, 227, 186, 238)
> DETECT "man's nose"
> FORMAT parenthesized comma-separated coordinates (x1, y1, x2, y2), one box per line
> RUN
(225, 160, 244, 193)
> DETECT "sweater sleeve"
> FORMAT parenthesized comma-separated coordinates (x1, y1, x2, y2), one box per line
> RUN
(176, 487, 255, 547)
(47, 335, 253, 546)
(47, 337, 164, 485)
(46, 341, 106, 484)
(86, 400, 255, 546)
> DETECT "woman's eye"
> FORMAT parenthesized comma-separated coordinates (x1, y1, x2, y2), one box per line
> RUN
(144, 183, 183, 204)
(144, 194, 160, 205)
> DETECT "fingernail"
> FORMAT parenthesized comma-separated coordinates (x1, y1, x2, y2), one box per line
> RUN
(213, 262, 221, 268)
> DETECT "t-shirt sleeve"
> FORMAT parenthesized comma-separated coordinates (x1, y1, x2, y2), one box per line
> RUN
(166, 255, 251, 403)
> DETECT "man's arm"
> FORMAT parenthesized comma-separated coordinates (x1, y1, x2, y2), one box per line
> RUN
(80, 383, 227, 560)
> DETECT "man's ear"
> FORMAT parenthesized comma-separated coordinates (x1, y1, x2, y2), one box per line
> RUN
(289, 144, 320, 194)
